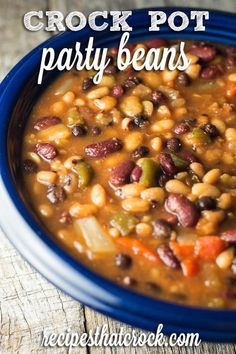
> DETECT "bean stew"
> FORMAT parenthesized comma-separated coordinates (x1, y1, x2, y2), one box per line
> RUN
(22, 40, 236, 308)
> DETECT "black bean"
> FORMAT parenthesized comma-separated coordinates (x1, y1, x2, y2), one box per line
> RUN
(90, 126, 101, 136)
(176, 72, 190, 87)
(166, 138, 181, 153)
(196, 196, 217, 211)
(115, 253, 132, 269)
(82, 77, 93, 91)
(201, 123, 219, 138)
(133, 114, 149, 128)
(23, 159, 38, 174)
(146, 282, 162, 293)
(47, 184, 66, 204)
(123, 276, 137, 286)
(131, 146, 149, 159)
(72, 124, 87, 137)
(158, 173, 170, 187)
(152, 219, 172, 239)
(151, 90, 167, 105)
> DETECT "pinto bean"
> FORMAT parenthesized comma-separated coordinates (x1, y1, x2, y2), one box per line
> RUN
(165, 193, 200, 227)
(221, 229, 236, 243)
(33, 116, 61, 130)
(85, 138, 123, 158)
(159, 153, 177, 176)
(157, 244, 180, 269)
(152, 219, 172, 239)
(35, 143, 57, 161)
(110, 160, 136, 187)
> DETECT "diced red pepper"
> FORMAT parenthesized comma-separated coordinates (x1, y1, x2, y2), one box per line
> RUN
(116, 237, 160, 263)
(181, 257, 199, 277)
(195, 236, 227, 261)
(169, 241, 194, 261)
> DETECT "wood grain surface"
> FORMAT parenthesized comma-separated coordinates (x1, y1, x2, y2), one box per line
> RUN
(1, 0, 236, 353)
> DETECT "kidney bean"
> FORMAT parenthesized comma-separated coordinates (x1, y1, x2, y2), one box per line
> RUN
(157, 244, 180, 269)
(201, 65, 222, 80)
(182, 151, 198, 163)
(221, 229, 236, 243)
(130, 165, 142, 182)
(173, 123, 190, 135)
(152, 219, 172, 239)
(23, 159, 38, 174)
(161, 212, 178, 226)
(159, 153, 177, 176)
(145, 38, 167, 49)
(35, 143, 57, 161)
(165, 193, 200, 227)
(189, 45, 217, 62)
(111, 84, 124, 98)
(110, 160, 136, 187)
(85, 138, 123, 158)
(47, 184, 66, 204)
(33, 116, 61, 130)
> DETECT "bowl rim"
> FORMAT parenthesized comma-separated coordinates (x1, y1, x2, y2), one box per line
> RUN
(1, 7, 236, 340)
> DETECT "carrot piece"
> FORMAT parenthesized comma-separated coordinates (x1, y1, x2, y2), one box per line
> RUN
(181, 257, 199, 277)
(195, 236, 227, 261)
(116, 237, 160, 263)
(169, 241, 194, 261)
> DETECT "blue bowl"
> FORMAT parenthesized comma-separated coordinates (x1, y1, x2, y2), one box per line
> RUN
(1, 8, 236, 342)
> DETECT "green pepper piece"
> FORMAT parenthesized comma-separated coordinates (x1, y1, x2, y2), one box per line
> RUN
(170, 154, 189, 170)
(139, 158, 159, 187)
(110, 212, 138, 236)
(191, 128, 211, 144)
(74, 161, 94, 189)
(67, 107, 85, 127)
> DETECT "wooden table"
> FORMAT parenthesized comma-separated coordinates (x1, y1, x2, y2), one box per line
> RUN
(1, 0, 236, 353)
